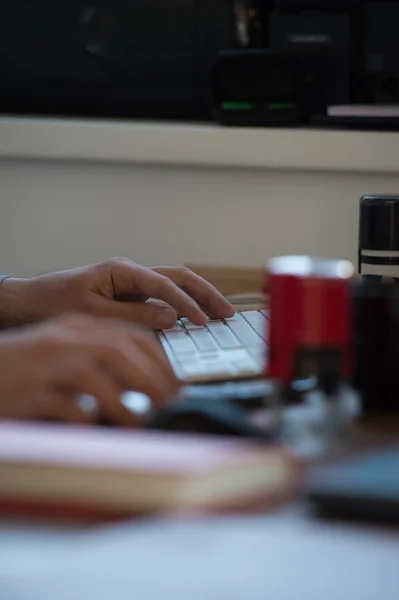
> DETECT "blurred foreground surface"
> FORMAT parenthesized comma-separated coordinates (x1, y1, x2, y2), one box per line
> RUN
(1, 508, 398, 600)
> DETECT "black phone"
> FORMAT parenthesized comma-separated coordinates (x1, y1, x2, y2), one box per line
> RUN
(306, 446, 399, 525)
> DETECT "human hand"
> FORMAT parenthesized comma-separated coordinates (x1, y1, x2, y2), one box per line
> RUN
(0, 314, 179, 425)
(1, 259, 235, 330)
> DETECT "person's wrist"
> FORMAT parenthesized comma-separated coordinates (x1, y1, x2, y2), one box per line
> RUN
(0, 278, 32, 329)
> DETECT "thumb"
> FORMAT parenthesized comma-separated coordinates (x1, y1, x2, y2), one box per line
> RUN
(94, 298, 178, 330)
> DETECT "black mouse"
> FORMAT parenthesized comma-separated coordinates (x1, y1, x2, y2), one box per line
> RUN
(145, 399, 272, 441)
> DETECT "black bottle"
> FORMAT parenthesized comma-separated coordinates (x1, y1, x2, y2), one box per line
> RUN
(359, 195, 399, 283)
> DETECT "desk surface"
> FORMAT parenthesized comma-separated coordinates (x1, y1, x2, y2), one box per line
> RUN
(1, 288, 399, 599)
(1, 507, 398, 600)
(1, 117, 399, 174)
(1, 284, 398, 600)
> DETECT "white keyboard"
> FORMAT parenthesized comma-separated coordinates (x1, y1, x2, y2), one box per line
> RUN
(157, 310, 269, 383)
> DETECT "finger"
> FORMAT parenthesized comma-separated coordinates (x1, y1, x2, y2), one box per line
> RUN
(114, 293, 149, 303)
(90, 296, 178, 330)
(60, 315, 175, 379)
(48, 394, 95, 425)
(151, 267, 235, 319)
(129, 331, 178, 384)
(89, 322, 179, 390)
(33, 389, 94, 425)
(92, 327, 179, 394)
(94, 341, 180, 405)
(111, 262, 208, 325)
(71, 367, 141, 427)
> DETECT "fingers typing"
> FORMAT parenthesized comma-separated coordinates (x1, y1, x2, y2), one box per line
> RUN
(110, 261, 208, 325)
(151, 266, 235, 319)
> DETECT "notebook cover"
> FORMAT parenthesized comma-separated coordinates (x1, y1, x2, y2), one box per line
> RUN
(0, 421, 280, 474)
(0, 421, 299, 522)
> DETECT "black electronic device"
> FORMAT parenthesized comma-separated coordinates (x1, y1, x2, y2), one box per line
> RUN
(306, 446, 399, 525)
(268, 3, 354, 116)
(212, 49, 309, 126)
(145, 399, 271, 440)
(181, 379, 273, 410)
(271, 1, 399, 124)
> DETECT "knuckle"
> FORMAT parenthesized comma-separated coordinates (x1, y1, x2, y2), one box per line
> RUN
(108, 256, 134, 268)
(176, 266, 193, 283)
(154, 273, 173, 294)
(155, 272, 169, 283)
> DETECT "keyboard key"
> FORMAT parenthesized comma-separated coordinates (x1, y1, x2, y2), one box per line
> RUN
(242, 311, 268, 341)
(206, 322, 242, 349)
(247, 343, 266, 357)
(163, 322, 184, 332)
(158, 334, 171, 350)
(230, 356, 256, 373)
(226, 315, 262, 344)
(181, 360, 231, 379)
(163, 330, 190, 340)
(164, 331, 196, 355)
(169, 362, 187, 381)
(169, 347, 197, 357)
(217, 348, 255, 362)
(247, 345, 268, 370)
(203, 362, 232, 376)
(189, 329, 217, 352)
(224, 314, 245, 323)
(181, 318, 206, 331)
(242, 311, 266, 324)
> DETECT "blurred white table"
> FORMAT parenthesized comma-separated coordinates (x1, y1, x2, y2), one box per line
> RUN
(1, 507, 398, 600)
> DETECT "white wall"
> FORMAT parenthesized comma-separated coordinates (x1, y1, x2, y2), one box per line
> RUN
(2, 157, 399, 277)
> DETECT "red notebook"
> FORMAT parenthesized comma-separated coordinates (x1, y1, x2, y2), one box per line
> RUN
(0, 421, 299, 521)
